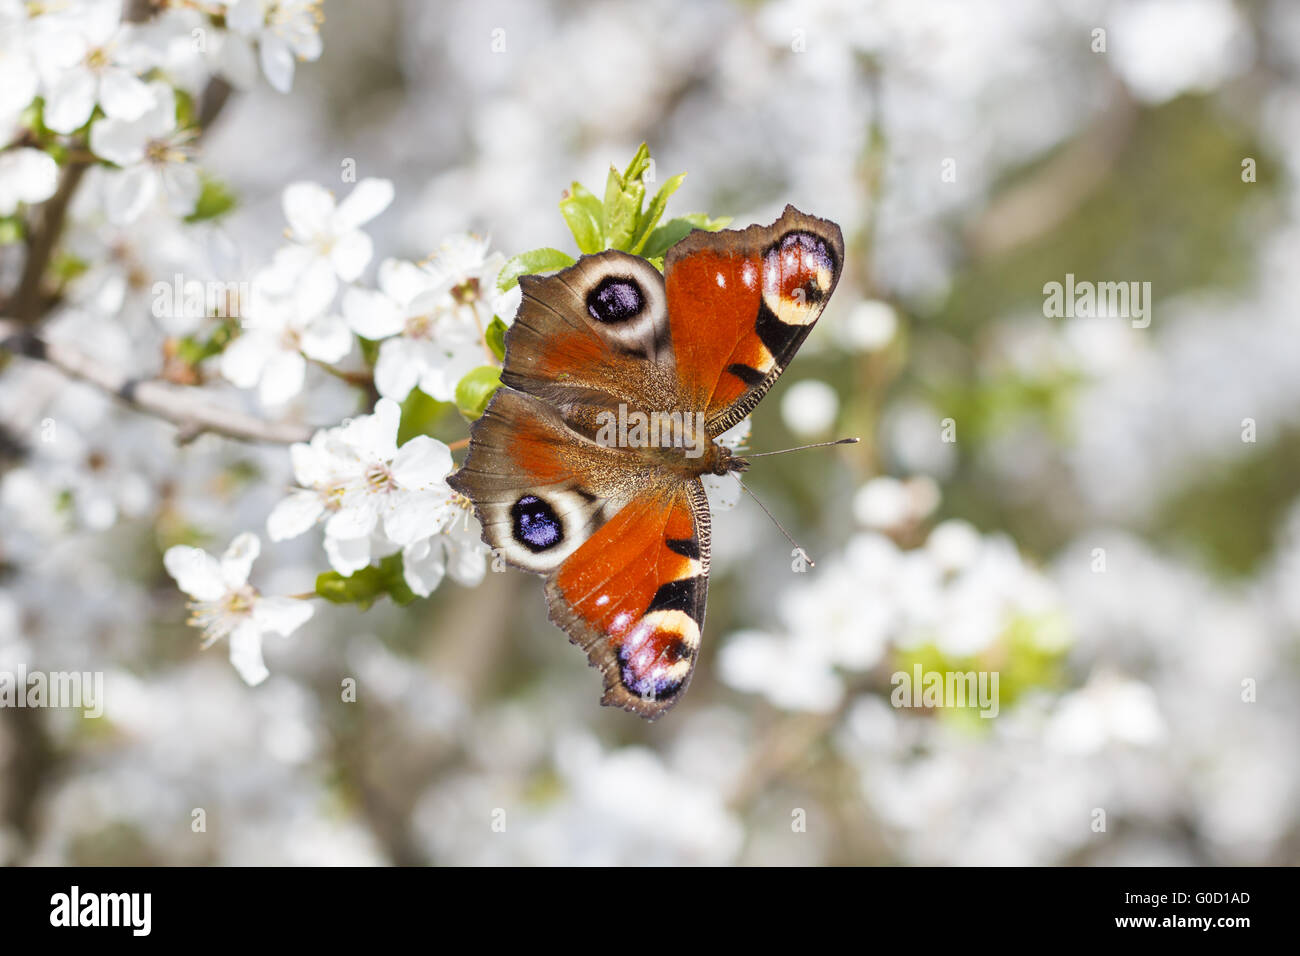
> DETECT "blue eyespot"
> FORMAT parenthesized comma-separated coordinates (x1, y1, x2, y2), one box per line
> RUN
(586, 277, 644, 323)
(512, 494, 562, 552)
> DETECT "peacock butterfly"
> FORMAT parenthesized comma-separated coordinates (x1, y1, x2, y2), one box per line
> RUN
(448, 206, 845, 719)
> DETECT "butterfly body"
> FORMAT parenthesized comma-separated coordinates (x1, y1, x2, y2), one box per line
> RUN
(448, 206, 843, 719)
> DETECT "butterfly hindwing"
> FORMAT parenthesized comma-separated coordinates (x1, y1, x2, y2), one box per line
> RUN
(447, 387, 633, 573)
(546, 481, 710, 719)
(663, 204, 845, 434)
(450, 385, 710, 720)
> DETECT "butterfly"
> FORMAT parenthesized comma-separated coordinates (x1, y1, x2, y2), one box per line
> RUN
(448, 205, 845, 720)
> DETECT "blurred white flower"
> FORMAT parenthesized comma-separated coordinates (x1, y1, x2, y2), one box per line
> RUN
(267, 399, 471, 592)
(840, 299, 899, 352)
(89, 81, 200, 224)
(219, 267, 352, 406)
(224, 0, 324, 93)
(274, 177, 394, 309)
(322, 398, 456, 548)
(164, 532, 313, 686)
(852, 475, 940, 531)
(780, 379, 838, 437)
(0, 5, 40, 129)
(1110, 0, 1251, 104)
(0, 147, 58, 215)
(30, 0, 155, 134)
(347, 236, 509, 403)
(401, 513, 487, 597)
(1045, 672, 1167, 754)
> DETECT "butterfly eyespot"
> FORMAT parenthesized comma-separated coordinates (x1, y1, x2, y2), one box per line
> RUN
(586, 276, 644, 323)
(766, 231, 835, 302)
(511, 494, 563, 552)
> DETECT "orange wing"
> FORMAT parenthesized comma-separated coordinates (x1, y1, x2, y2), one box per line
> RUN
(547, 482, 710, 719)
(663, 205, 844, 434)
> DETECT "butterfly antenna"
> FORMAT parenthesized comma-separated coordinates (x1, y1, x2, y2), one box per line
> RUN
(738, 479, 815, 568)
(745, 437, 859, 459)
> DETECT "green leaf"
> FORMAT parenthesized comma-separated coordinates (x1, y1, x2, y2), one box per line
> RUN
(0, 217, 25, 245)
(621, 142, 652, 184)
(630, 172, 686, 254)
(378, 554, 418, 606)
(559, 183, 605, 253)
(485, 316, 508, 361)
(497, 247, 576, 291)
(175, 318, 237, 366)
(315, 554, 417, 610)
(454, 365, 502, 420)
(397, 387, 452, 445)
(568, 181, 604, 227)
(50, 251, 89, 282)
(640, 213, 732, 260)
(316, 565, 386, 610)
(185, 175, 237, 223)
(174, 87, 197, 130)
(603, 162, 645, 252)
(358, 336, 382, 366)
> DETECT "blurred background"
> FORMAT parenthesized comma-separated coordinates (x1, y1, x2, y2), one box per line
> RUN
(2, 0, 1299, 865)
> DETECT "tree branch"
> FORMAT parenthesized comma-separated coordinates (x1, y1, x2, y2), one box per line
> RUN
(7, 159, 90, 325)
(0, 320, 317, 445)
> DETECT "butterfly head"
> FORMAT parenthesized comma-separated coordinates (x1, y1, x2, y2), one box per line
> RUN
(711, 443, 750, 477)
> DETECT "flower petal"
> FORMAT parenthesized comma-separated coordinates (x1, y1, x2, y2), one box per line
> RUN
(164, 545, 226, 601)
(300, 313, 353, 364)
(373, 338, 422, 401)
(391, 435, 452, 490)
(88, 115, 145, 165)
(259, 33, 296, 93)
(342, 285, 404, 340)
(329, 229, 372, 282)
(43, 67, 96, 133)
(229, 620, 269, 686)
(282, 181, 335, 241)
(220, 532, 261, 588)
(102, 165, 157, 225)
(98, 67, 156, 122)
(325, 497, 380, 541)
(220, 331, 272, 389)
(334, 178, 394, 231)
(258, 349, 306, 406)
(378, 258, 438, 306)
(267, 490, 325, 541)
(324, 533, 372, 575)
(252, 596, 313, 637)
(401, 538, 445, 598)
(382, 492, 449, 545)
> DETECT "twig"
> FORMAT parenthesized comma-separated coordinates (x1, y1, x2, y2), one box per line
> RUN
(6, 160, 90, 324)
(965, 79, 1137, 259)
(0, 319, 318, 445)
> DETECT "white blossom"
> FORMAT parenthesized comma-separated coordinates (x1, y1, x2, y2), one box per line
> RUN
(89, 81, 200, 224)
(164, 533, 313, 686)
(0, 148, 59, 215)
(224, 0, 324, 94)
(29, 0, 155, 134)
